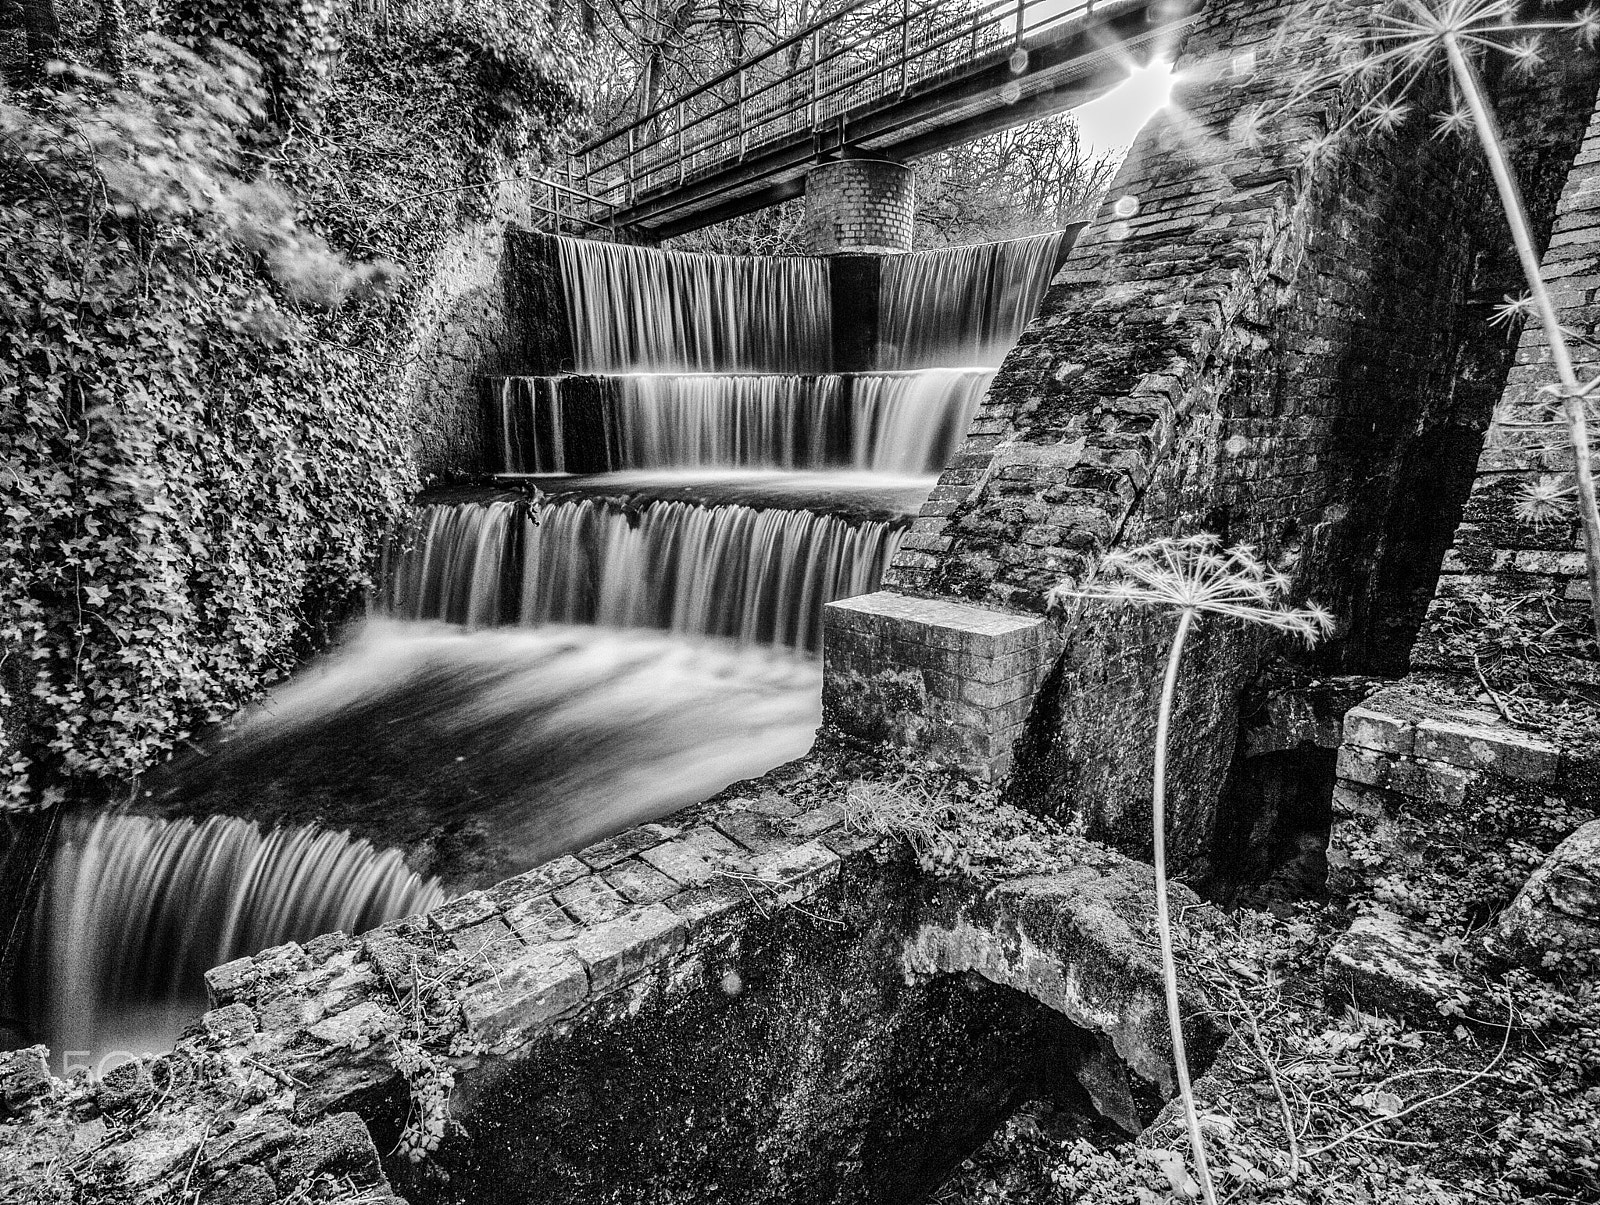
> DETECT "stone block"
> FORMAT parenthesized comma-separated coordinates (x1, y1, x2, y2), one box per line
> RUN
(487, 854, 591, 905)
(1495, 819, 1600, 964)
(0, 1046, 51, 1117)
(451, 916, 522, 969)
(554, 875, 630, 927)
(640, 838, 722, 887)
(1324, 907, 1466, 1026)
(714, 810, 788, 855)
(200, 1003, 259, 1045)
(1414, 716, 1560, 781)
(577, 823, 679, 870)
(503, 894, 581, 944)
(1343, 704, 1415, 755)
(571, 904, 688, 996)
(750, 841, 842, 900)
(305, 1000, 394, 1048)
(665, 880, 750, 927)
(429, 890, 499, 934)
(205, 956, 257, 1009)
(460, 948, 588, 1052)
(604, 858, 680, 904)
(785, 802, 846, 839)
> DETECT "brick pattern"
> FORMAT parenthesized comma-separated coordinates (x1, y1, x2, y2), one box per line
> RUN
(1327, 685, 1565, 900)
(1432, 89, 1600, 613)
(871, 0, 1599, 864)
(206, 795, 862, 1056)
(802, 158, 915, 255)
(822, 590, 1062, 778)
(0, 765, 1211, 1205)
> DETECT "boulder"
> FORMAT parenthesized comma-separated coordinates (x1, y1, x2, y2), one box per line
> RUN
(1495, 819, 1600, 966)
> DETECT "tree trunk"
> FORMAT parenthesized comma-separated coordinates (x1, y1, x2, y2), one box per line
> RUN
(20, 0, 60, 84)
(98, 0, 130, 79)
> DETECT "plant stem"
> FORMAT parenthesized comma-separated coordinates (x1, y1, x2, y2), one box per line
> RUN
(1153, 607, 1217, 1205)
(1445, 34, 1600, 651)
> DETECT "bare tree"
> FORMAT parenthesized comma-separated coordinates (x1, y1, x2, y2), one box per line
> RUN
(914, 113, 1120, 247)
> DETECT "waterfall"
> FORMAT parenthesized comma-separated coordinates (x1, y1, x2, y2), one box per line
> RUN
(878, 231, 1064, 368)
(383, 497, 905, 650)
(490, 369, 994, 475)
(6, 229, 1071, 1065)
(556, 237, 832, 374)
(849, 370, 995, 474)
(21, 811, 445, 1060)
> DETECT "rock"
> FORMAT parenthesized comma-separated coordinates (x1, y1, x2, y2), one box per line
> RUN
(0, 1045, 51, 1117)
(1494, 819, 1600, 966)
(273, 1112, 387, 1185)
(1324, 906, 1467, 1025)
(202, 1163, 278, 1205)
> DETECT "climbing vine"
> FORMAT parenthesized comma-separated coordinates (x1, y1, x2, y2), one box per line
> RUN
(0, 2, 590, 809)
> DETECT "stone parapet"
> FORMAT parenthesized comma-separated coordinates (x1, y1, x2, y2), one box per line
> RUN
(821, 590, 1062, 779)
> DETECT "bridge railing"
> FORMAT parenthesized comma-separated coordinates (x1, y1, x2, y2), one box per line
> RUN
(557, 0, 1153, 229)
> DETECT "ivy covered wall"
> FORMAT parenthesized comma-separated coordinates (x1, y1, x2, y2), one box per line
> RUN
(0, 0, 591, 807)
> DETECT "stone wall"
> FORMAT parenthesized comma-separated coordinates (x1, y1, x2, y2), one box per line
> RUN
(0, 759, 1219, 1205)
(401, 182, 543, 486)
(1429, 90, 1600, 625)
(1326, 74, 1600, 930)
(842, 0, 1600, 872)
(801, 158, 916, 255)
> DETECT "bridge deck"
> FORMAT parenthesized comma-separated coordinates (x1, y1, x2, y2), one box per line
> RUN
(549, 0, 1202, 240)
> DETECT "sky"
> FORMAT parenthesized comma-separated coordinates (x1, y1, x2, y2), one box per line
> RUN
(1071, 59, 1179, 156)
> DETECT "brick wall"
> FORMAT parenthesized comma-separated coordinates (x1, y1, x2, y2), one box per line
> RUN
(1427, 91, 1600, 631)
(1324, 79, 1600, 913)
(802, 158, 916, 255)
(868, 0, 1600, 870)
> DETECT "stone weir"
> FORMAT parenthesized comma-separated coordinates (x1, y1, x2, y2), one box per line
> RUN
(0, 757, 1221, 1205)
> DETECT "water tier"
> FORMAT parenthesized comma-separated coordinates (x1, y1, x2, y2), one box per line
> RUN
(488, 370, 995, 476)
(382, 481, 920, 650)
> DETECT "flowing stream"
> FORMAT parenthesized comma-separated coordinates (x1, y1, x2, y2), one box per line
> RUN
(4, 228, 1064, 1065)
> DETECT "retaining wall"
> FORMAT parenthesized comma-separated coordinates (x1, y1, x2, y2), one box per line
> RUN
(829, 0, 1600, 873)
(0, 759, 1219, 1205)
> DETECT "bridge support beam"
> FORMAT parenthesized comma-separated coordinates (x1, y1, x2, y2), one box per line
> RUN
(801, 158, 914, 255)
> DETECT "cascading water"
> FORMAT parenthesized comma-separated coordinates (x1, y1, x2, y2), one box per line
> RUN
(19, 811, 445, 1062)
(877, 231, 1064, 368)
(556, 236, 832, 373)
(490, 369, 996, 475)
(383, 494, 907, 649)
(7, 227, 1067, 1066)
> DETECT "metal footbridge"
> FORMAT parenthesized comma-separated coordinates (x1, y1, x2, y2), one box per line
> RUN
(541, 0, 1204, 240)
